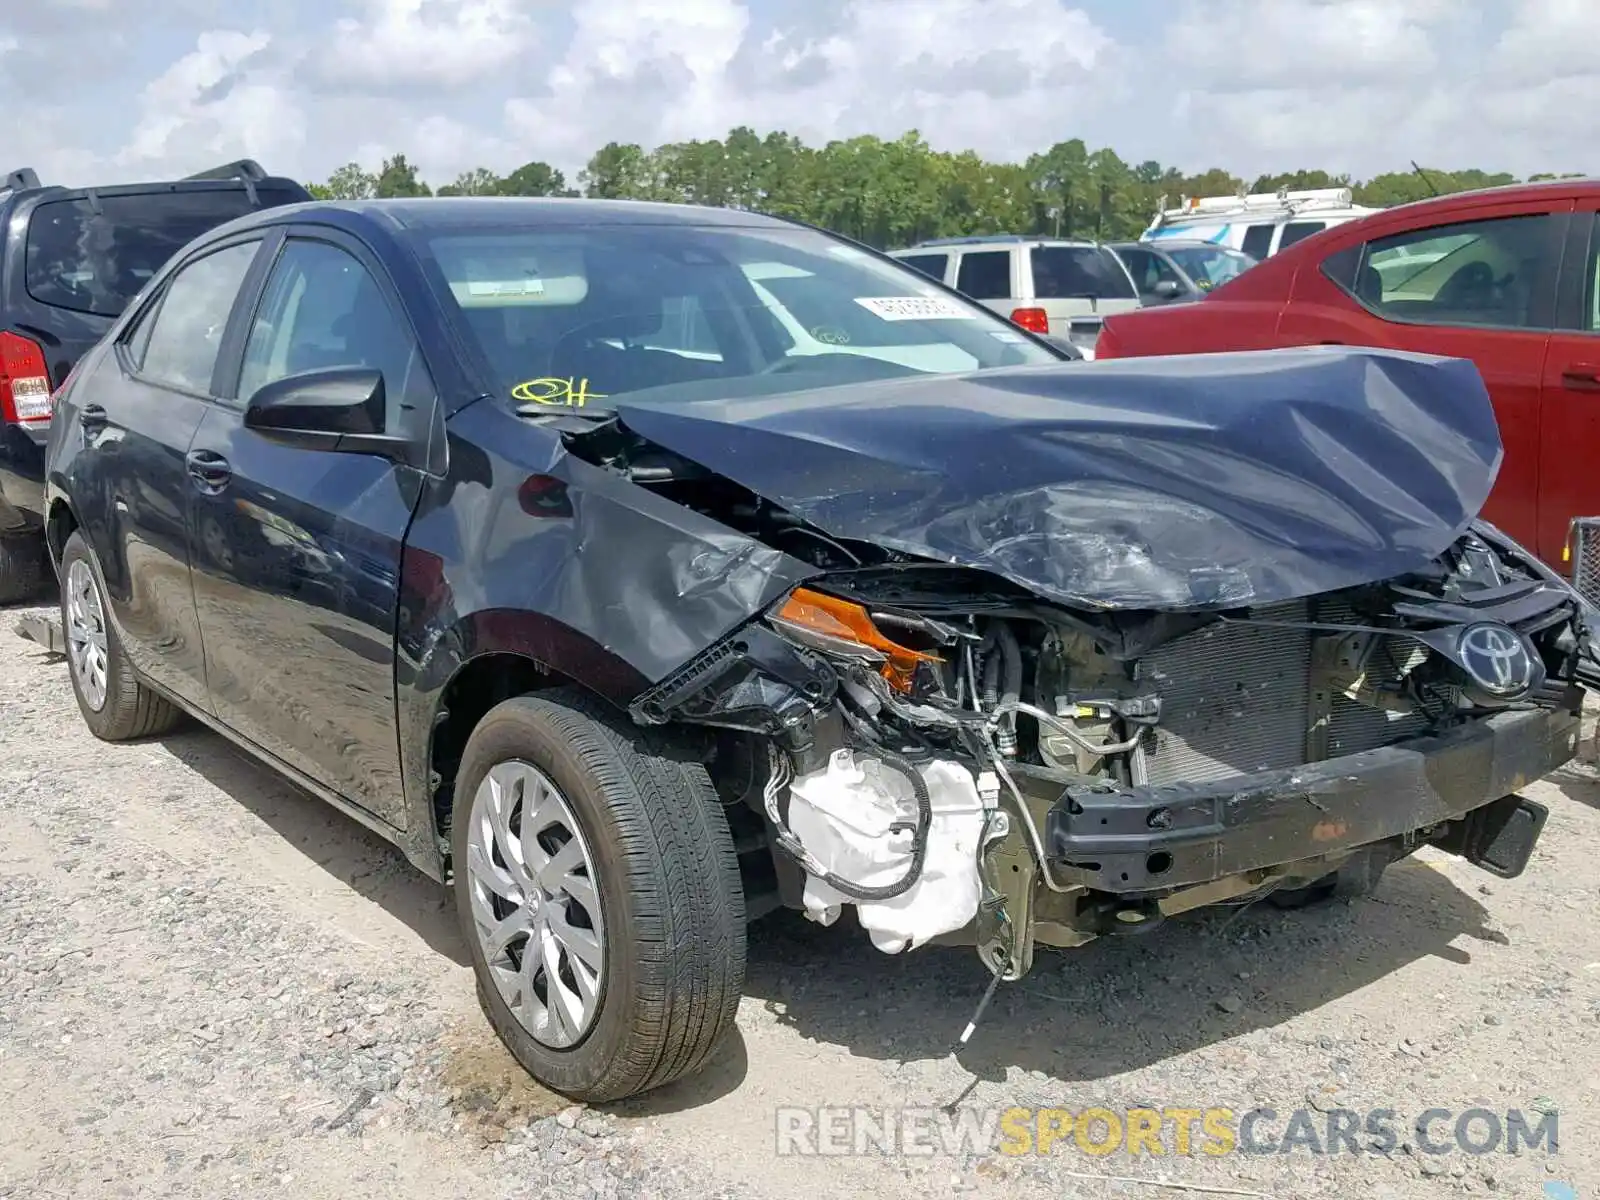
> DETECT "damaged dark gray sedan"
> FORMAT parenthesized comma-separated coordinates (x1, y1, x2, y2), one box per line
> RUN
(42, 198, 1598, 1103)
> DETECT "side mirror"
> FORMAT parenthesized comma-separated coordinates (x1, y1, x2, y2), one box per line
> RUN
(244, 367, 419, 465)
(1152, 280, 1183, 299)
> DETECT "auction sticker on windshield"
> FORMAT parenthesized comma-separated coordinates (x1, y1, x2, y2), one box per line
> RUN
(855, 296, 977, 321)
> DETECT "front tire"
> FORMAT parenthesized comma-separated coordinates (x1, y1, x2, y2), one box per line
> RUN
(452, 688, 746, 1102)
(59, 530, 183, 741)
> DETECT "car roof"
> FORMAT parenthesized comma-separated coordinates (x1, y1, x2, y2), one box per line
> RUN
(1377, 176, 1600, 217)
(900, 235, 1101, 249)
(277, 197, 799, 231)
(1112, 239, 1239, 251)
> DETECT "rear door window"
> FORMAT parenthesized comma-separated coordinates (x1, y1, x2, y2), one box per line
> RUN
(897, 252, 950, 282)
(24, 186, 302, 317)
(1278, 221, 1327, 250)
(955, 251, 1012, 299)
(1030, 246, 1137, 300)
(135, 241, 262, 393)
(1241, 223, 1277, 260)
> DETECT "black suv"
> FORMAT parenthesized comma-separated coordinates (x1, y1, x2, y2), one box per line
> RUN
(0, 160, 311, 600)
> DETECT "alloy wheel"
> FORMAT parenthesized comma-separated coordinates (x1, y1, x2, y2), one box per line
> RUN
(64, 557, 109, 712)
(465, 760, 606, 1048)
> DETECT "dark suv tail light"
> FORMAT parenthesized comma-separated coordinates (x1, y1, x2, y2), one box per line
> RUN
(1009, 307, 1050, 334)
(0, 331, 52, 426)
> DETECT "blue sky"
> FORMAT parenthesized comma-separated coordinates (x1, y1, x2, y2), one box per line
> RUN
(1, 0, 1589, 190)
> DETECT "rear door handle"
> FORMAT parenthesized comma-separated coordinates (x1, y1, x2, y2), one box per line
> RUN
(78, 403, 107, 431)
(185, 448, 232, 493)
(1561, 363, 1600, 390)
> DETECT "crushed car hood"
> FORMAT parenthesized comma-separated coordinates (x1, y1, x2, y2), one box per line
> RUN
(611, 347, 1503, 612)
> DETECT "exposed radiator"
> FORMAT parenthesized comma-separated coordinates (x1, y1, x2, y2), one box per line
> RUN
(1571, 517, 1600, 609)
(1138, 600, 1430, 787)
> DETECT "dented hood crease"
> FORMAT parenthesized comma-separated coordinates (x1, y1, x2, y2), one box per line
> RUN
(610, 347, 1503, 612)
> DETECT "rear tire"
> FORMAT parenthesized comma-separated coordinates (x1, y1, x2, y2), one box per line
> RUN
(0, 533, 46, 604)
(59, 531, 183, 741)
(452, 687, 745, 1102)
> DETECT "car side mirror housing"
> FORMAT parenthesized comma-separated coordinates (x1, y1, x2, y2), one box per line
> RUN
(1152, 280, 1183, 299)
(244, 367, 422, 466)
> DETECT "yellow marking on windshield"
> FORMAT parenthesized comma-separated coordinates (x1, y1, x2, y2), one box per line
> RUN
(512, 376, 606, 407)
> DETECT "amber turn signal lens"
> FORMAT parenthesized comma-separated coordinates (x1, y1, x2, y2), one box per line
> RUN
(772, 587, 941, 693)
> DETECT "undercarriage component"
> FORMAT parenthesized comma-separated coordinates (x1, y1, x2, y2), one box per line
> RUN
(780, 747, 990, 952)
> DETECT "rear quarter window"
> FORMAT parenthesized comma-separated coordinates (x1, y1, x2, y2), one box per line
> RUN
(24, 186, 302, 317)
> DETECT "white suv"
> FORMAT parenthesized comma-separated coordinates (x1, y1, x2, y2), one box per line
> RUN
(888, 235, 1141, 357)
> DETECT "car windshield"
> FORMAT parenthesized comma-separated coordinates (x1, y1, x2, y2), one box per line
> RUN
(417, 224, 1060, 410)
(1164, 245, 1257, 289)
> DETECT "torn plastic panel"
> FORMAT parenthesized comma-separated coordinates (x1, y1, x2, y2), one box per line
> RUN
(609, 346, 1503, 612)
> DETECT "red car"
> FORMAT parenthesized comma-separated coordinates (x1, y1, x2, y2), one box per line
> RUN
(1095, 180, 1600, 571)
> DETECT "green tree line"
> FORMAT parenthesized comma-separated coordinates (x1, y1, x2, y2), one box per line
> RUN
(306, 129, 1578, 249)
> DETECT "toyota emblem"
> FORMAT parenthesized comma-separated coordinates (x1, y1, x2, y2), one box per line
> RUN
(1456, 622, 1535, 696)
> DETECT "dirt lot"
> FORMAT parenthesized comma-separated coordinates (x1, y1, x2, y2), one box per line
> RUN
(2, 595, 1597, 1200)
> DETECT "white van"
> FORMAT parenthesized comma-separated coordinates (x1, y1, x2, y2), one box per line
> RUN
(1141, 187, 1380, 260)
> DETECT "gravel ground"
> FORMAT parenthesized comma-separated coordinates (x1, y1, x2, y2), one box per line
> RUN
(2, 595, 1598, 1200)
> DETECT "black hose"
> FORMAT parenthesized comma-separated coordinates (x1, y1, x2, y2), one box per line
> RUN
(772, 705, 932, 903)
(980, 629, 1000, 711)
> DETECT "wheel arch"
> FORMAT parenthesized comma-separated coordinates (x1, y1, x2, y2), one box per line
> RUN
(402, 609, 653, 880)
(45, 494, 78, 567)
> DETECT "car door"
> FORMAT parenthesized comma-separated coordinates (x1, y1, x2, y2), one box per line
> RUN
(1538, 204, 1600, 565)
(1279, 202, 1570, 551)
(186, 230, 440, 827)
(68, 234, 269, 710)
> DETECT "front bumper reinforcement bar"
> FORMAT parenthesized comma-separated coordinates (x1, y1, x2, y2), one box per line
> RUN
(1045, 707, 1581, 893)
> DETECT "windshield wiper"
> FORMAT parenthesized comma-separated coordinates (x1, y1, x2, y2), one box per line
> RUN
(515, 403, 616, 422)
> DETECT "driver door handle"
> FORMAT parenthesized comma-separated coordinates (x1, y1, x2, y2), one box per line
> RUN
(1560, 362, 1600, 391)
(186, 448, 232, 492)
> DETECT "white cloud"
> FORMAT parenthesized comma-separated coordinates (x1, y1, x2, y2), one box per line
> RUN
(1165, 0, 1446, 92)
(2, 0, 1597, 191)
(504, 0, 1114, 172)
(316, 0, 538, 91)
(117, 30, 307, 174)
(1149, 0, 1600, 178)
